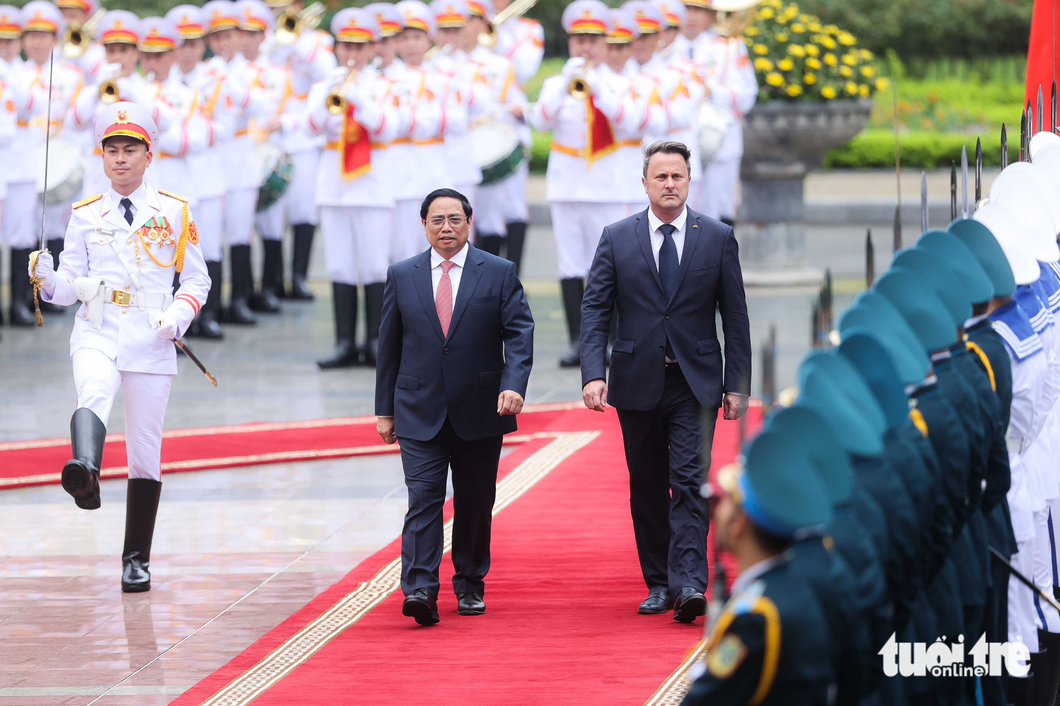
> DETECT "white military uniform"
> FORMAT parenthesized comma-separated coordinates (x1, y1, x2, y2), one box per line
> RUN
(42, 184, 210, 478)
(431, 49, 481, 219)
(252, 56, 299, 242)
(691, 27, 757, 222)
(145, 74, 210, 204)
(219, 52, 270, 248)
(492, 16, 544, 88)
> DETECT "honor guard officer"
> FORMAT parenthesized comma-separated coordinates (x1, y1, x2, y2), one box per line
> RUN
(29, 101, 210, 593)
(56, 0, 105, 84)
(683, 429, 837, 705)
(463, 0, 532, 269)
(489, 0, 543, 88)
(0, 6, 20, 336)
(389, 1, 460, 262)
(679, 0, 756, 226)
(236, 0, 293, 314)
(4, 1, 83, 326)
(0, 4, 22, 77)
(529, 0, 653, 368)
(304, 8, 402, 369)
(166, 4, 229, 339)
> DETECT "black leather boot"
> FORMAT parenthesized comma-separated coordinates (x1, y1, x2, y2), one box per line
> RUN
(505, 221, 527, 275)
(476, 234, 503, 256)
(289, 224, 315, 300)
(363, 282, 384, 367)
(38, 240, 65, 314)
(1029, 630, 1060, 706)
(558, 277, 583, 368)
(188, 261, 224, 339)
(9, 248, 37, 326)
(61, 408, 106, 510)
(225, 245, 257, 324)
(317, 283, 359, 369)
(251, 240, 282, 313)
(121, 478, 162, 593)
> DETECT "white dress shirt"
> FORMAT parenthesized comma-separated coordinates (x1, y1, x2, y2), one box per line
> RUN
(647, 206, 688, 270)
(111, 183, 145, 224)
(430, 241, 469, 314)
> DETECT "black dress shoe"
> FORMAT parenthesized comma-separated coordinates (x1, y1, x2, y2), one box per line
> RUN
(638, 586, 673, 615)
(457, 593, 486, 616)
(61, 460, 100, 510)
(673, 587, 707, 623)
(402, 589, 439, 625)
(558, 342, 580, 368)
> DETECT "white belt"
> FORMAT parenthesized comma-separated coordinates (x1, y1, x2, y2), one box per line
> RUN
(1007, 435, 1028, 455)
(103, 287, 172, 309)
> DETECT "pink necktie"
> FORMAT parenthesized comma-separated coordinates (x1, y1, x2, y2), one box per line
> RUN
(436, 260, 455, 336)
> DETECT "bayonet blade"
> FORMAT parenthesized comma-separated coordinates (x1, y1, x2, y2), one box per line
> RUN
(1021, 107, 1028, 161)
(893, 205, 902, 253)
(1053, 80, 1057, 134)
(975, 138, 983, 203)
(921, 171, 928, 233)
(1002, 123, 1008, 169)
(961, 146, 969, 217)
(950, 164, 957, 221)
(1038, 85, 1045, 134)
(866, 228, 874, 288)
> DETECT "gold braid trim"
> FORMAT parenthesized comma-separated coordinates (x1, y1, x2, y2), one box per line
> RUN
(136, 202, 191, 272)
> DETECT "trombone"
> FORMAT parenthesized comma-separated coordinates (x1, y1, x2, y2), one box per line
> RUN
(62, 8, 104, 60)
(478, 0, 537, 48)
(275, 2, 326, 46)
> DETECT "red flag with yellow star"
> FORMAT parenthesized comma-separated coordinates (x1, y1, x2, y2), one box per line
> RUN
(342, 105, 372, 180)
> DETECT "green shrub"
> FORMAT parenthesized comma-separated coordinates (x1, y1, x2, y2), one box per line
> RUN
(823, 129, 1019, 169)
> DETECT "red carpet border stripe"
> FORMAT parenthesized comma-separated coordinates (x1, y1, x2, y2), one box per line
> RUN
(200, 431, 599, 706)
(644, 640, 708, 705)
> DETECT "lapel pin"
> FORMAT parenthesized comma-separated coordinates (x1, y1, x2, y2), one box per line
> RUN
(692, 224, 698, 228)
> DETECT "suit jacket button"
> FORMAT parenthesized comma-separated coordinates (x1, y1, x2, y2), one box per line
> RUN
(444, 348, 450, 355)
(664, 314, 670, 319)
(659, 345, 665, 351)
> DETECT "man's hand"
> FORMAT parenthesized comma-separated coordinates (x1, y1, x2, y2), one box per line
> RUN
(28, 250, 56, 292)
(156, 310, 180, 341)
(497, 390, 524, 416)
(723, 393, 748, 421)
(377, 416, 397, 444)
(583, 379, 608, 412)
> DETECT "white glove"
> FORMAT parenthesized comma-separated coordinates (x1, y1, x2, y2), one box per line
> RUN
(561, 57, 587, 82)
(28, 250, 56, 291)
(156, 310, 180, 341)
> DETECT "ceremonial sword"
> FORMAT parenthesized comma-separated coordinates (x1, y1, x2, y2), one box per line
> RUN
(990, 547, 1060, 613)
(28, 44, 58, 327)
(174, 339, 218, 387)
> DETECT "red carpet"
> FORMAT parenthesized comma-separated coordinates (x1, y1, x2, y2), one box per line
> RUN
(174, 405, 761, 706)
(0, 402, 586, 490)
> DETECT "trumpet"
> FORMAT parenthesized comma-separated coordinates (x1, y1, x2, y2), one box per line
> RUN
(99, 79, 120, 104)
(478, 0, 537, 48)
(274, 2, 326, 47)
(325, 58, 380, 115)
(423, 43, 452, 62)
(62, 8, 105, 60)
(569, 76, 590, 100)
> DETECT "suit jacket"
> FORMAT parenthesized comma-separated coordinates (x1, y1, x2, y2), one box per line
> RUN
(580, 207, 751, 411)
(374, 245, 535, 442)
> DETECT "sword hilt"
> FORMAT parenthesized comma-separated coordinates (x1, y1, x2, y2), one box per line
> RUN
(28, 249, 48, 328)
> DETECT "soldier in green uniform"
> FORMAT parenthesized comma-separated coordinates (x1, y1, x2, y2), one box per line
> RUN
(682, 427, 836, 706)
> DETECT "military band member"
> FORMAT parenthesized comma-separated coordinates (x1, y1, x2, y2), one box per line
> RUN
(528, 0, 652, 367)
(302, 8, 402, 368)
(678, 0, 756, 226)
(489, 0, 543, 89)
(56, 0, 105, 84)
(0, 4, 21, 77)
(0, 6, 18, 335)
(166, 4, 227, 339)
(29, 101, 210, 593)
(5, 2, 83, 326)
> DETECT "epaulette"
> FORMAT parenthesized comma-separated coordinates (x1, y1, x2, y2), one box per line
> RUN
(73, 194, 102, 209)
(990, 300, 1044, 361)
(157, 189, 189, 203)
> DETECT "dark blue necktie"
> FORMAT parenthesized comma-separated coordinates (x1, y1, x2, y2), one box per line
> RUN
(659, 223, 678, 359)
(120, 197, 134, 225)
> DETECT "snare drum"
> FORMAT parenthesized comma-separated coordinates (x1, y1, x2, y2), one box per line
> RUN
(471, 120, 525, 186)
(256, 142, 294, 212)
(36, 138, 85, 204)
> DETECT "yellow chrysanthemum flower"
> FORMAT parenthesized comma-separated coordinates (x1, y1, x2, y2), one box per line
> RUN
(820, 36, 837, 50)
(808, 22, 821, 32)
(754, 57, 774, 72)
(821, 86, 837, 99)
(875, 77, 891, 91)
(860, 66, 875, 78)
(798, 13, 811, 23)
(806, 57, 822, 70)
(745, 26, 760, 37)
(805, 44, 820, 57)
(845, 80, 858, 95)
(838, 31, 857, 46)
(776, 13, 788, 24)
(775, 32, 789, 42)
(757, 7, 775, 19)
(839, 65, 853, 78)
(765, 71, 784, 87)
(788, 44, 806, 58)
(824, 24, 839, 35)
(803, 73, 817, 85)
(777, 57, 795, 72)
(787, 84, 803, 97)
(766, 0, 782, 7)
(859, 48, 873, 61)
(859, 84, 871, 97)
(791, 22, 806, 33)
(842, 53, 858, 66)
(753, 43, 769, 55)
(823, 53, 838, 67)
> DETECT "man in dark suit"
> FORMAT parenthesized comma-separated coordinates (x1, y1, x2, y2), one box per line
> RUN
(375, 188, 535, 626)
(580, 141, 751, 622)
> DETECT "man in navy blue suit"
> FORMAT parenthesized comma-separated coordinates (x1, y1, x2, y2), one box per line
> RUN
(580, 141, 751, 623)
(375, 188, 535, 626)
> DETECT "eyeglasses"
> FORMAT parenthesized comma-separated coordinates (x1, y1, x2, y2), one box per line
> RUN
(426, 216, 468, 228)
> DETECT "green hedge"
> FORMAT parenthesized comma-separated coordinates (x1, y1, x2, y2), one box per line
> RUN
(822, 129, 1019, 169)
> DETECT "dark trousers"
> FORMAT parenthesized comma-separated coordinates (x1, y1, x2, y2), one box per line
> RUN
(616, 365, 714, 596)
(398, 417, 504, 598)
